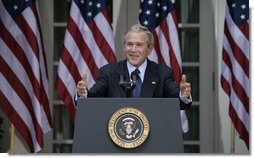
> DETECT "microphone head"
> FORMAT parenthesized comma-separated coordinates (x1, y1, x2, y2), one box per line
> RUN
(131, 80, 136, 87)
(131, 72, 138, 87)
(118, 74, 125, 86)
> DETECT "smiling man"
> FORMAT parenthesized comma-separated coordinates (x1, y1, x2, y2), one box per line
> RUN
(76, 24, 192, 109)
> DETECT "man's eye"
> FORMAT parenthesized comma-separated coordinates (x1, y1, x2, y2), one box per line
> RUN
(126, 43, 133, 46)
(125, 43, 144, 47)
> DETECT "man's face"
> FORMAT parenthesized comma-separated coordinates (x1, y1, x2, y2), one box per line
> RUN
(123, 32, 153, 67)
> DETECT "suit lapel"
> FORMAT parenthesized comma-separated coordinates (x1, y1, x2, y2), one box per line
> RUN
(140, 60, 158, 97)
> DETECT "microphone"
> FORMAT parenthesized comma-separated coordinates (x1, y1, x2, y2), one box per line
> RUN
(118, 74, 132, 98)
(130, 70, 139, 88)
(118, 70, 139, 98)
(119, 74, 125, 86)
(119, 74, 127, 93)
(131, 74, 137, 88)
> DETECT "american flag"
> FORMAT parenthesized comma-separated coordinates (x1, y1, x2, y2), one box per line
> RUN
(0, 0, 52, 153)
(139, 0, 188, 132)
(221, 0, 249, 148)
(55, 0, 116, 122)
(139, 0, 182, 83)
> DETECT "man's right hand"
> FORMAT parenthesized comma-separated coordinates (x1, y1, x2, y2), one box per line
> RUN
(77, 74, 87, 97)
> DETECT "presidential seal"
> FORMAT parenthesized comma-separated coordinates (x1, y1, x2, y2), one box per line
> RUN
(108, 107, 149, 149)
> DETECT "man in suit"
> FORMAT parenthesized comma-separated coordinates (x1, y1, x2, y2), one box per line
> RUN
(76, 24, 192, 109)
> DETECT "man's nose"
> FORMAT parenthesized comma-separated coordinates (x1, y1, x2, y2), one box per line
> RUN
(130, 44, 138, 51)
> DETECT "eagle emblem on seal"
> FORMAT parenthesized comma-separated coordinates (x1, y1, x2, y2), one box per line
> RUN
(119, 117, 140, 139)
(108, 107, 149, 148)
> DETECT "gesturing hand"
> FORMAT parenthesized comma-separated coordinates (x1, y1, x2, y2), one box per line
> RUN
(77, 74, 88, 97)
(180, 74, 191, 99)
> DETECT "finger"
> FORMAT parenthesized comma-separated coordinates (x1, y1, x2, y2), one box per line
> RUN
(77, 81, 82, 87)
(186, 83, 191, 87)
(185, 89, 190, 94)
(183, 91, 190, 97)
(181, 74, 186, 83)
(182, 93, 188, 99)
(82, 74, 87, 84)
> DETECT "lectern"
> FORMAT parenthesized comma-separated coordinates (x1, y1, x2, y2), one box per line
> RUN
(72, 98, 183, 153)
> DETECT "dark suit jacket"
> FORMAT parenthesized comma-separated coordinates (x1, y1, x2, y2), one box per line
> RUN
(87, 59, 191, 109)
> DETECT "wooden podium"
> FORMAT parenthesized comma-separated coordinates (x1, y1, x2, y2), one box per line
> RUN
(72, 98, 183, 153)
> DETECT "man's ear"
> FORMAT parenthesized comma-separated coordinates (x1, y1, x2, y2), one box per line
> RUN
(148, 45, 154, 55)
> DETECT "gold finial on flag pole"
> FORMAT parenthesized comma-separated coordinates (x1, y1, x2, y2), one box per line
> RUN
(9, 124, 15, 154)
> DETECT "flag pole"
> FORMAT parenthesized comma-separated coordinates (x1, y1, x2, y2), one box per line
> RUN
(230, 122, 235, 153)
(9, 124, 15, 154)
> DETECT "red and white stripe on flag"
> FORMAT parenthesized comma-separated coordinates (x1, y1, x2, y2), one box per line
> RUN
(0, 0, 52, 153)
(221, 0, 249, 148)
(55, 0, 116, 122)
(139, 0, 188, 132)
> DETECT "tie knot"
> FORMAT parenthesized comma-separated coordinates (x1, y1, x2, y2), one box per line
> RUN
(132, 68, 140, 75)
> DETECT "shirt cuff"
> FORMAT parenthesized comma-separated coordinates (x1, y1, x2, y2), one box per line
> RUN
(74, 91, 88, 106)
(179, 91, 192, 104)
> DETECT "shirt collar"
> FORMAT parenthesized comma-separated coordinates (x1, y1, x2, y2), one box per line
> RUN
(127, 59, 147, 82)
